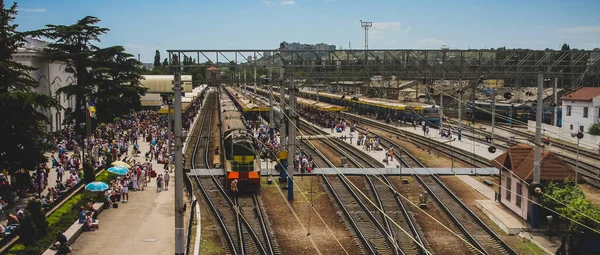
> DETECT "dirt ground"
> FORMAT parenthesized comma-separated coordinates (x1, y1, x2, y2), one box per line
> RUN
(440, 176, 545, 254)
(260, 176, 357, 255)
(389, 176, 474, 254)
(309, 139, 343, 167)
(367, 127, 469, 168)
(195, 182, 225, 254)
(580, 184, 600, 206)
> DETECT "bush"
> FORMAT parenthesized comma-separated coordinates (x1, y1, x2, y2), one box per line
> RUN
(589, 123, 600, 135)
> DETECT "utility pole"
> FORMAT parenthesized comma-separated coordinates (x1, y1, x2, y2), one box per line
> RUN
(532, 72, 543, 229)
(269, 65, 274, 129)
(279, 47, 286, 151)
(173, 55, 185, 255)
(491, 90, 496, 148)
(287, 75, 296, 200)
(553, 77, 558, 126)
(458, 77, 462, 131)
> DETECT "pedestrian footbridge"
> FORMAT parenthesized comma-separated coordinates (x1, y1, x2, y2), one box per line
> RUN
(188, 167, 499, 176)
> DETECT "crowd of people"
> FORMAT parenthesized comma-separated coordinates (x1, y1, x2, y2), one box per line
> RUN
(0, 89, 208, 242)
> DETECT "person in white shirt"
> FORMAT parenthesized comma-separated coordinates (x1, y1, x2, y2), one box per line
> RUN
(56, 165, 65, 182)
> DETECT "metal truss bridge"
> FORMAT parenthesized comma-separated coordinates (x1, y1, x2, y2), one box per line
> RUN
(167, 49, 600, 87)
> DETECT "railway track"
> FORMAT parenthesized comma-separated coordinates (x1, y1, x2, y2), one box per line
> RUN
(454, 119, 600, 186)
(414, 174, 517, 255)
(315, 118, 516, 255)
(344, 113, 490, 168)
(302, 121, 425, 255)
(190, 92, 277, 255)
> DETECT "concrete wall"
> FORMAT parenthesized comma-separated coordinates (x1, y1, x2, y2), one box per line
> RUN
(500, 171, 529, 221)
(528, 120, 600, 150)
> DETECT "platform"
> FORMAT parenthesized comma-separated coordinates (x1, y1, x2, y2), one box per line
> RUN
(189, 167, 498, 176)
(344, 112, 505, 161)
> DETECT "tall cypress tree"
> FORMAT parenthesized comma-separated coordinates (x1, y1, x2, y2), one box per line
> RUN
(0, 1, 60, 174)
(154, 49, 161, 67)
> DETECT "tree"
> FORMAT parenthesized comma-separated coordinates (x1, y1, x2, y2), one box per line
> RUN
(589, 123, 600, 135)
(542, 179, 600, 231)
(0, 1, 61, 174)
(39, 16, 109, 137)
(561, 43, 571, 51)
(162, 57, 168, 67)
(39, 17, 145, 133)
(90, 46, 147, 123)
(153, 50, 161, 68)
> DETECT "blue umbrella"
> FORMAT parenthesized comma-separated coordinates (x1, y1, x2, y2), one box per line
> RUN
(85, 181, 109, 192)
(108, 165, 129, 175)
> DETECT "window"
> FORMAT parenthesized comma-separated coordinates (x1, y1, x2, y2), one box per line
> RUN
(505, 177, 511, 201)
(570, 124, 573, 130)
(584, 107, 589, 118)
(516, 182, 522, 208)
(580, 126, 584, 132)
(566, 106, 571, 116)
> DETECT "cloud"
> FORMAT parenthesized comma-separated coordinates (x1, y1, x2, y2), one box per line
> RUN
(262, 0, 274, 5)
(416, 38, 447, 49)
(19, 8, 46, 13)
(124, 43, 148, 50)
(281, 0, 295, 4)
(324, 0, 340, 1)
(556, 26, 600, 34)
(583, 42, 600, 49)
(372, 21, 402, 31)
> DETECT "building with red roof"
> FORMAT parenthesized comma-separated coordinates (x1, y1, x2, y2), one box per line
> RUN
(560, 87, 600, 133)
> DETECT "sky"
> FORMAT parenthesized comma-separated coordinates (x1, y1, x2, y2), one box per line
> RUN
(14, 0, 600, 63)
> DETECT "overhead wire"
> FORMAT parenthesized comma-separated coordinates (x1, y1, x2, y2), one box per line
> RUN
(260, 84, 489, 255)
(422, 84, 600, 230)
(221, 87, 336, 255)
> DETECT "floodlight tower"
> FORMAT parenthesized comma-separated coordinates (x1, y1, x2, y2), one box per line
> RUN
(360, 20, 372, 50)
(360, 20, 372, 90)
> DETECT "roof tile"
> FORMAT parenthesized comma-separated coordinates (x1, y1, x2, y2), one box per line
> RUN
(560, 87, 600, 101)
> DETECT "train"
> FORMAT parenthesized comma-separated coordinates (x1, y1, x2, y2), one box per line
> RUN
(219, 88, 261, 191)
(469, 101, 531, 124)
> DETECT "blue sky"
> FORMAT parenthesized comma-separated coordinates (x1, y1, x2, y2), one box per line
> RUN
(14, 0, 600, 63)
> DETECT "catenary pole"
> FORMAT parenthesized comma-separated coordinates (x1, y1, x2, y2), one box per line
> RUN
(173, 55, 185, 255)
(287, 75, 296, 200)
(532, 72, 543, 228)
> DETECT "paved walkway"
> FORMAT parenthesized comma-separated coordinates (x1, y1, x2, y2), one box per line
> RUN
(464, 120, 600, 167)
(70, 137, 175, 254)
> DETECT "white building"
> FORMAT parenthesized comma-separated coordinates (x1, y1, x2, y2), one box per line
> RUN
(560, 87, 600, 133)
(13, 38, 76, 132)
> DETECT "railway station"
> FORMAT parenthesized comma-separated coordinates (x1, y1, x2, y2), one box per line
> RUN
(5, 3, 600, 255)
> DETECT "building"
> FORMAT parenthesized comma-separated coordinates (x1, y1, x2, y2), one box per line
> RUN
(491, 144, 580, 223)
(13, 38, 76, 132)
(140, 75, 193, 93)
(142, 63, 154, 70)
(205, 66, 221, 87)
(281, 42, 336, 51)
(560, 87, 600, 133)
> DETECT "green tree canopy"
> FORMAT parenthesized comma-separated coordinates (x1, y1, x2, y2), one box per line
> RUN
(38, 16, 145, 133)
(0, 1, 61, 174)
(38, 16, 109, 132)
(90, 46, 147, 123)
(542, 179, 600, 232)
